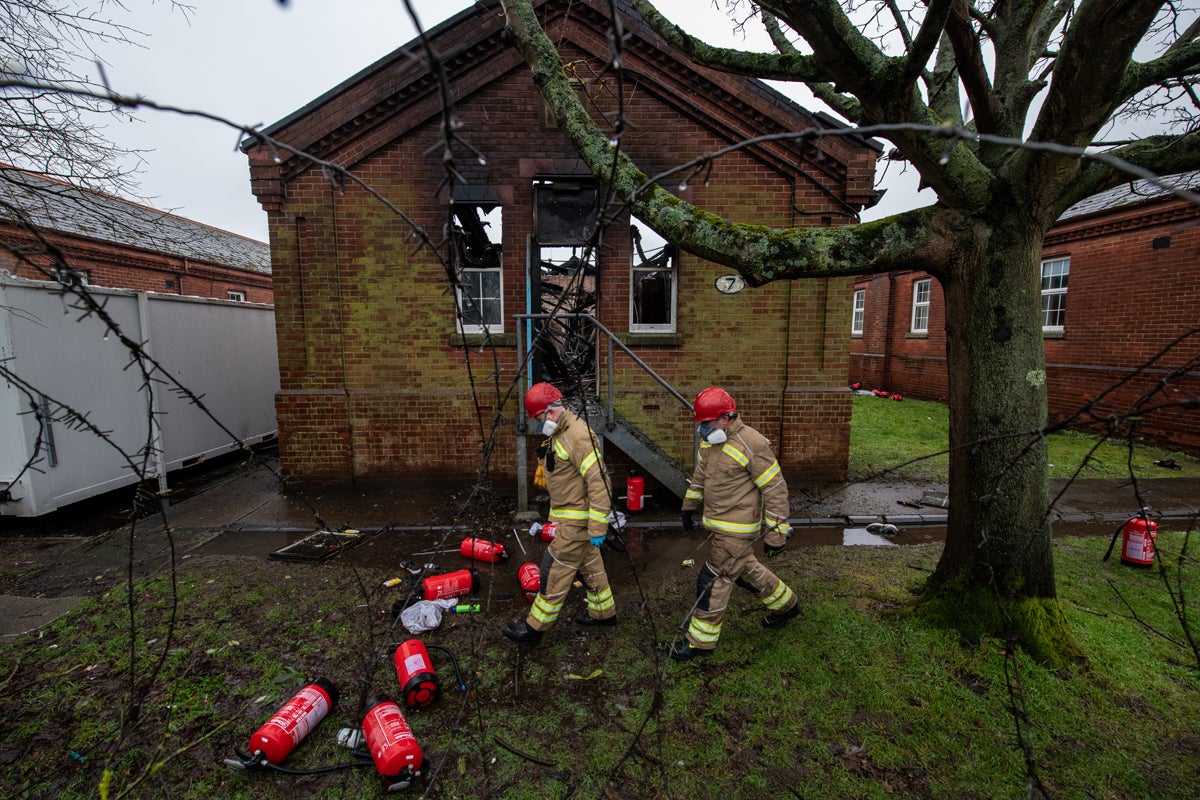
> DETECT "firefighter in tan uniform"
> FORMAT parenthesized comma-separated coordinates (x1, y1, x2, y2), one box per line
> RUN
(503, 382, 618, 645)
(670, 387, 800, 660)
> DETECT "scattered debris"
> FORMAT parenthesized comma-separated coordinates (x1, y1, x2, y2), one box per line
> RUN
(866, 523, 899, 536)
(849, 383, 902, 401)
(1154, 458, 1182, 471)
(399, 598, 457, 634)
(920, 492, 950, 509)
(268, 529, 366, 563)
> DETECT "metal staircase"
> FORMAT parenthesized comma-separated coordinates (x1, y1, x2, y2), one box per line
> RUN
(515, 312, 694, 512)
(582, 401, 690, 499)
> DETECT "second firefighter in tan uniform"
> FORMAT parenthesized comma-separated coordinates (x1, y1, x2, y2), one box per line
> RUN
(672, 387, 800, 660)
(504, 382, 617, 645)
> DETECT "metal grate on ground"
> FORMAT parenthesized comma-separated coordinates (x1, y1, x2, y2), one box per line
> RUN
(268, 529, 367, 563)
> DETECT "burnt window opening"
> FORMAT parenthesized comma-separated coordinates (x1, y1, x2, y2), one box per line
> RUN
(452, 203, 503, 334)
(630, 217, 676, 332)
(534, 178, 599, 245)
(532, 179, 601, 398)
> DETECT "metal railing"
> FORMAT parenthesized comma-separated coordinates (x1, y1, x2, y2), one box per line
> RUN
(514, 312, 692, 510)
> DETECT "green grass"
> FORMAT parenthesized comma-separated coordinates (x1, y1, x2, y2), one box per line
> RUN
(2, 533, 1198, 799)
(849, 394, 1200, 481)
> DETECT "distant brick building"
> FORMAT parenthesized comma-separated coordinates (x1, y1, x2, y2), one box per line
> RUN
(850, 171, 1200, 451)
(0, 166, 271, 303)
(245, 0, 880, 491)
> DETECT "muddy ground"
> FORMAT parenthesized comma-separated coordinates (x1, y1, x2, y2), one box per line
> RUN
(2, 453, 1199, 798)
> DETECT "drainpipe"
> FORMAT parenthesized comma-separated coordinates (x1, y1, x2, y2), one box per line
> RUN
(883, 272, 898, 388)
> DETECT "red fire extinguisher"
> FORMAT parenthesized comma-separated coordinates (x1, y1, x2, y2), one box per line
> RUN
(246, 678, 338, 764)
(518, 561, 541, 601)
(421, 568, 479, 601)
(459, 536, 507, 563)
(394, 639, 439, 709)
(361, 695, 423, 790)
(626, 470, 645, 512)
(1119, 516, 1158, 567)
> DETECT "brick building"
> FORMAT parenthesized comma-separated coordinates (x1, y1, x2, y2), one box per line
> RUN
(850, 171, 1200, 451)
(244, 0, 880, 493)
(0, 166, 271, 303)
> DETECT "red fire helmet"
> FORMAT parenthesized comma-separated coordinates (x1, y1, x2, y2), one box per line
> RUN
(524, 382, 563, 418)
(693, 387, 736, 422)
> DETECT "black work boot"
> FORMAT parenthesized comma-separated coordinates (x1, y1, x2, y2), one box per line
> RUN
(502, 620, 544, 645)
(667, 640, 711, 661)
(573, 610, 618, 627)
(762, 602, 802, 630)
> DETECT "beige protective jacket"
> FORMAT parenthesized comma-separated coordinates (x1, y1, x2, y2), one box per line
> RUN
(544, 409, 613, 539)
(682, 416, 791, 545)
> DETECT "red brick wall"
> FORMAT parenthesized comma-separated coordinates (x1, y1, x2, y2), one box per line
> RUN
(849, 198, 1200, 452)
(1, 226, 272, 304)
(252, 13, 876, 488)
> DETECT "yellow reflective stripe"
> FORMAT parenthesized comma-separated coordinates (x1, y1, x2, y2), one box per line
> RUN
(698, 441, 713, 450)
(586, 587, 614, 612)
(578, 449, 599, 476)
(721, 443, 749, 467)
(702, 516, 760, 534)
(762, 582, 794, 611)
(531, 595, 562, 624)
(551, 508, 589, 520)
(687, 616, 721, 644)
(685, 488, 703, 501)
(754, 461, 781, 488)
(553, 439, 569, 460)
(588, 508, 609, 524)
(765, 516, 791, 536)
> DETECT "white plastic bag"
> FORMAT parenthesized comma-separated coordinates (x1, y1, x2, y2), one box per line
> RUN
(399, 598, 457, 634)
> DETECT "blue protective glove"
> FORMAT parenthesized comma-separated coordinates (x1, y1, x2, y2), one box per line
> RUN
(590, 535, 606, 548)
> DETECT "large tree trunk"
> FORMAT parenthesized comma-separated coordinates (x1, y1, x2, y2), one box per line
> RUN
(918, 210, 1081, 667)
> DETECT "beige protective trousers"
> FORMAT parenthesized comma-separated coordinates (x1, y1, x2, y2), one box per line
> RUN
(525, 522, 615, 632)
(685, 532, 796, 650)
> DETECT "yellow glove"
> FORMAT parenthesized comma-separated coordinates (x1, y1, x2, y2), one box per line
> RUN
(534, 463, 547, 489)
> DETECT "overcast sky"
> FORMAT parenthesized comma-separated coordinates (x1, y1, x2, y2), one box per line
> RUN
(97, 0, 928, 243)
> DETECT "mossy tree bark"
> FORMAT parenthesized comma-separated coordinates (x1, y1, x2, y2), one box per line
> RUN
(497, 0, 1200, 666)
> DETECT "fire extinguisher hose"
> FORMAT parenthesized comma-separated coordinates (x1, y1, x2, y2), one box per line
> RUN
(424, 644, 468, 693)
(1102, 519, 1124, 562)
(224, 747, 374, 775)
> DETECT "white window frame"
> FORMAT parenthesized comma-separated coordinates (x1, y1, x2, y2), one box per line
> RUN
(453, 204, 504, 335)
(851, 289, 865, 335)
(1041, 256, 1069, 332)
(910, 278, 931, 334)
(227, 289, 246, 302)
(629, 218, 677, 333)
(52, 268, 89, 286)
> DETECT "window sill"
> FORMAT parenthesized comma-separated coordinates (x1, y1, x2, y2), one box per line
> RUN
(449, 333, 516, 347)
(1042, 329, 1064, 339)
(618, 332, 683, 347)
(851, 333, 863, 339)
(905, 331, 928, 339)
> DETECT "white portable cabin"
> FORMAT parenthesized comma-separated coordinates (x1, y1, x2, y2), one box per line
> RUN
(0, 276, 279, 516)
